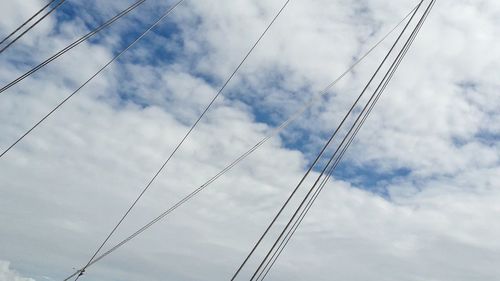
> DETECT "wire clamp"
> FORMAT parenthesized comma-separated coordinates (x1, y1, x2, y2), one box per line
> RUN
(78, 268, 85, 277)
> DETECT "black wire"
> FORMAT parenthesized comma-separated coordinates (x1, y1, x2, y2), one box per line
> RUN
(67, 0, 292, 279)
(230, 2, 423, 280)
(256, 1, 436, 279)
(60, 10, 410, 279)
(0, 0, 58, 46)
(0, 0, 67, 53)
(0, 0, 185, 159)
(0, 0, 147, 94)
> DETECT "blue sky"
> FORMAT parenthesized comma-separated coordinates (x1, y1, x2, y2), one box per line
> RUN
(0, 0, 499, 280)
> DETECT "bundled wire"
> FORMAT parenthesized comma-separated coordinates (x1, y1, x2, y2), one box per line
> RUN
(0, 0, 67, 53)
(247, 1, 436, 280)
(229, 1, 426, 280)
(60, 4, 417, 280)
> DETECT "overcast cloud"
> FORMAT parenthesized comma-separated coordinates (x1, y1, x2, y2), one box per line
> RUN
(0, 0, 499, 280)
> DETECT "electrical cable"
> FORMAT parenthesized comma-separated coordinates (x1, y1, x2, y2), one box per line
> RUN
(0, 0, 58, 46)
(60, 5, 416, 280)
(0, 0, 67, 53)
(0, 0, 147, 94)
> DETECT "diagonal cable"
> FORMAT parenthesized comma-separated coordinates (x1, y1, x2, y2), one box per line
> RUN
(0, 0, 58, 46)
(0, 0, 67, 53)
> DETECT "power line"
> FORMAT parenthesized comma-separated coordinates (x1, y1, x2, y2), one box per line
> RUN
(0, 0, 58, 46)
(0, 0, 147, 94)
(60, 6, 413, 280)
(230, 2, 423, 280)
(0, 0, 185, 159)
(254, 2, 436, 280)
(0, 0, 67, 53)
(68, 1, 293, 279)
(259, 9, 429, 273)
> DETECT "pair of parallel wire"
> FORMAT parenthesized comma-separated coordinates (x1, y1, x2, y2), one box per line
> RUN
(0, 0, 67, 53)
(0, 0, 147, 94)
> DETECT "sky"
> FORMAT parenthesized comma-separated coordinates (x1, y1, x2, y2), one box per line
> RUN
(0, 0, 499, 280)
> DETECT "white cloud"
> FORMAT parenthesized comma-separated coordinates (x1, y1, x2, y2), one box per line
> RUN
(0, 261, 35, 281)
(0, 0, 499, 280)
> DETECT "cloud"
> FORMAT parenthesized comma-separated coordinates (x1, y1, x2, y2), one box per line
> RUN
(0, 261, 35, 281)
(0, 0, 499, 280)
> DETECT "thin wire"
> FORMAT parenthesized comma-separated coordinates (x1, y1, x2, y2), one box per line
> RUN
(61, 6, 413, 280)
(0, 0, 67, 53)
(0, 0, 185, 159)
(260, 2, 435, 276)
(0, 0, 147, 94)
(68, 0, 292, 279)
(233, 2, 423, 280)
(257, 2, 436, 279)
(0, 0, 58, 46)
